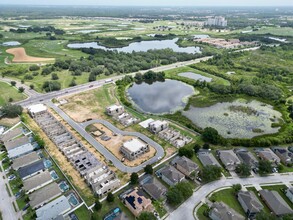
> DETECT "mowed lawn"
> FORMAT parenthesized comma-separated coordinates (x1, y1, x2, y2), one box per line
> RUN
(209, 188, 245, 216)
(0, 81, 26, 106)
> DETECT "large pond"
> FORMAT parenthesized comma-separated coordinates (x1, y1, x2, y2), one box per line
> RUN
(127, 79, 195, 114)
(179, 72, 212, 82)
(183, 99, 282, 138)
(67, 38, 200, 54)
(2, 41, 21, 46)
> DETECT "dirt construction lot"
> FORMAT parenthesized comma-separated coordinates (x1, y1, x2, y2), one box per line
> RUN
(6, 47, 55, 63)
(91, 123, 156, 167)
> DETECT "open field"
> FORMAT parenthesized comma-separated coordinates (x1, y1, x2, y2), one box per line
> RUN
(91, 123, 156, 167)
(0, 81, 26, 106)
(6, 47, 55, 63)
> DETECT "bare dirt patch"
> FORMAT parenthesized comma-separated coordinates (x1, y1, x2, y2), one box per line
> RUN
(91, 123, 156, 167)
(6, 47, 55, 63)
(0, 117, 20, 127)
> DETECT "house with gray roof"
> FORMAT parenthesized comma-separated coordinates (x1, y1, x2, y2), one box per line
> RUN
(23, 171, 53, 194)
(0, 127, 23, 143)
(36, 195, 71, 220)
(139, 175, 167, 200)
(286, 187, 293, 204)
(18, 159, 45, 180)
(259, 189, 293, 216)
(12, 152, 39, 170)
(159, 165, 185, 186)
(236, 150, 258, 169)
(272, 147, 293, 165)
(237, 190, 263, 219)
(29, 182, 61, 209)
(197, 151, 221, 167)
(218, 150, 241, 171)
(209, 202, 245, 220)
(171, 156, 199, 180)
(5, 136, 30, 151)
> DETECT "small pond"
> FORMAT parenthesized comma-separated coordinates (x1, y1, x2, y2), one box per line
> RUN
(178, 72, 212, 82)
(127, 79, 195, 114)
(67, 38, 201, 54)
(2, 41, 21, 46)
(183, 99, 282, 138)
(75, 29, 100, 34)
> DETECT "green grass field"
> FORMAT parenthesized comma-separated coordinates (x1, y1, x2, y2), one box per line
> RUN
(196, 203, 210, 220)
(0, 81, 26, 106)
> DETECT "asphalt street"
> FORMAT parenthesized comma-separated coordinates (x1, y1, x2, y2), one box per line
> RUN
(167, 173, 293, 220)
(47, 102, 164, 173)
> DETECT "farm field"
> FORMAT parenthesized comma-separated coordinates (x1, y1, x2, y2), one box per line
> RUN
(6, 47, 55, 63)
(0, 81, 26, 106)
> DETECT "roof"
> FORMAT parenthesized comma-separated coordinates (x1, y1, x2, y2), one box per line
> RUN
(161, 165, 184, 184)
(107, 105, 123, 111)
(139, 118, 154, 128)
(124, 188, 152, 214)
(259, 189, 293, 216)
(236, 151, 258, 167)
(149, 120, 168, 128)
(18, 160, 45, 179)
(140, 175, 167, 200)
(29, 182, 61, 208)
(23, 171, 52, 192)
(0, 127, 23, 142)
(8, 143, 34, 159)
(210, 202, 245, 220)
(122, 138, 147, 153)
(218, 150, 241, 165)
(36, 195, 71, 220)
(28, 104, 47, 114)
(12, 152, 39, 170)
(172, 156, 199, 174)
(258, 149, 280, 162)
(5, 136, 30, 151)
(238, 191, 263, 213)
(197, 152, 221, 167)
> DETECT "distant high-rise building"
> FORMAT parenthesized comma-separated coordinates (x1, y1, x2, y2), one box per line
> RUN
(205, 16, 227, 27)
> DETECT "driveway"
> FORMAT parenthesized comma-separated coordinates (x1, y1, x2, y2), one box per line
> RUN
(167, 173, 293, 220)
(47, 102, 164, 173)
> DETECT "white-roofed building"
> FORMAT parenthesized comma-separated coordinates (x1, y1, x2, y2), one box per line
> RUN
(36, 195, 71, 220)
(28, 104, 47, 117)
(105, 105, 124, 116)
(120, 138, 150, 161)
(148, 120, 169, 134)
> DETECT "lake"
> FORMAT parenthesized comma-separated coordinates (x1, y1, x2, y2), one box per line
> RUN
(127, 79, 195, 114)
(179, 72, 212, 82)
(2, 41, 21, 46)
(183, 99, 282, 138)
(67, 38, 201, 54)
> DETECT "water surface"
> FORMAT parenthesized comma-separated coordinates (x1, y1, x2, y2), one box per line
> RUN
(179, 72, 212, 82)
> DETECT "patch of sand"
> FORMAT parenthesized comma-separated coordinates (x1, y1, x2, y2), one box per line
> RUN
(6, 47, 55, 63)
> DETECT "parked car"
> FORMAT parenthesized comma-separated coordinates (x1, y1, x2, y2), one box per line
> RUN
(22, 203, 30, 211)
(8, 174, 16, 181)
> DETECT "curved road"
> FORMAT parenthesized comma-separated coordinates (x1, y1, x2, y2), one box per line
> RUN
(167, 173, 293, 220)
(47, 102, 164, 173)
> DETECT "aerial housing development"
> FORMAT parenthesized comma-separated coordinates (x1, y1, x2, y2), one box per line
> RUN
(0, 2, 293, 220)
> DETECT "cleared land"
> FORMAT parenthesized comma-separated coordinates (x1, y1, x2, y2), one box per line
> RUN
(6, 47, 55, 63)
(90, 123, 156, 167)
(0, 81, 26, 106)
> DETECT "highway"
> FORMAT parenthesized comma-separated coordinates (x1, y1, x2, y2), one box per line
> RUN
(167, 173, 293, 220)
(47, 102, 165, 173)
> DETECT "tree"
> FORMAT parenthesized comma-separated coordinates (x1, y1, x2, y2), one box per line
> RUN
(203, 143, 210, 150)
(178, 147, 194, 158)
(202, 127, 222, 145)
(8, 98, 13, 102)
(29, 65, 40, 71)
(199, 165, 222, 183)
(1, 104, 23, 118)
(106, 192, 114, 202)
(144, 165, 153, 175)
(235, 163, 251, 177)
(29, 84, 34, 90)
(42, 81, 61, 92)
(256, 210, 278, 220)
(69, 79, 77, 87)
(137, 212, 156, 220)
(130, 173, 139, 185)
(18, 87, 25, 93)
(34, 135, 45, 148)
(10, 81, 16, 86)
(167, 182, 193, 206)
(232, 184, 242, 193)
(88, 72, 96, 82)
(258, 160, 272, 175)
(94, 199, 102, 211)
(193, 144, 201, 153)
(51, 73, 59, 80)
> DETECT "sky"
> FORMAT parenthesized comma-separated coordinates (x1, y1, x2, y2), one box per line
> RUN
(0, 0, 292, 6)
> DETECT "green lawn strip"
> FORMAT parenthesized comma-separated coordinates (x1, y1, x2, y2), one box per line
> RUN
(74, 205, 92, 220)
(209, 188, 245, 216)
(153, 200, 167, 217)
(279, 165, 293, 173)
(16, 196, 27, 210)
(0, 152, 8, 160)
(245, 187, 271, 213)
(260, 185, 293, 209)
(196, 203, 210, 220)
(0, 82, 26, 106)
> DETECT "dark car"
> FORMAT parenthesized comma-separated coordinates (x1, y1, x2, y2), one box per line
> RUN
(22, 203, 30, 211)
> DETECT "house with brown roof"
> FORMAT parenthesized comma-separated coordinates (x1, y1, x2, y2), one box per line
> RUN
(171, 156, 199, 180)
(272, 147, 293, 165)
(159, 165, 185, 186)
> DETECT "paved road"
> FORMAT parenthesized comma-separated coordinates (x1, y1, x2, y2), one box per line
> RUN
(0, 161, 23, 220)
(167, 173, 293, 220)
(47, 102, 164, 173)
